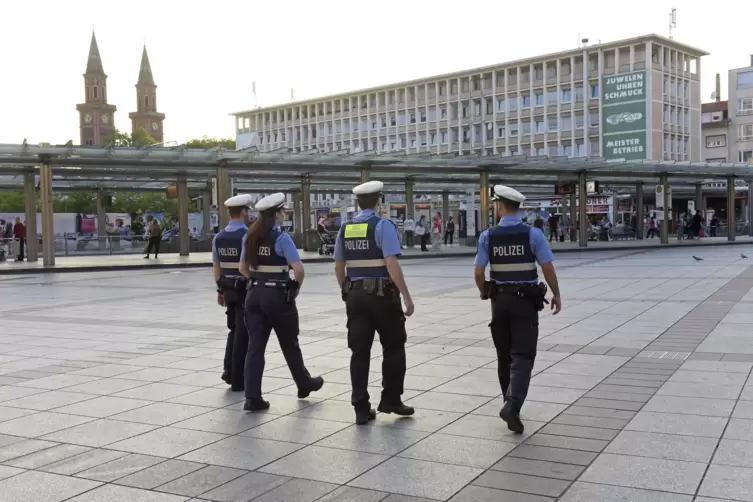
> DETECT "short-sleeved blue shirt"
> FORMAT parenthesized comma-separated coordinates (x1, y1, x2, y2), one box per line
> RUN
(239, 226, 300, 265)
(333, 209, 402, 263)
(474, 216, 554, 284)
(212, 221, 247, 264)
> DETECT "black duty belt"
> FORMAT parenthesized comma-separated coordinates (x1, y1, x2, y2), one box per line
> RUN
(496, 283, 541, 295)
(349, 278, 395, 296)
(249, 279, 287, 289)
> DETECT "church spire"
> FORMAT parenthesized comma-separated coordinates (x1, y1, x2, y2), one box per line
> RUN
(137, 45, 155, 86)
(85, 31, 105, 74)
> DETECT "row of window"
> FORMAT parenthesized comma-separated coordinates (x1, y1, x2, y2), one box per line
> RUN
(738, 98, 753, 115)
(663, 106, 691, 128)
(739, 125, 753, 141)
(712, 151, 753, 163)
(662, 78, 690, 99)
(738, 71, 753, 89)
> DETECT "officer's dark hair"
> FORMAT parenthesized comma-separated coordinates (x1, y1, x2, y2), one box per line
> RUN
(356, 193, 380, 210)
(244, 207, 278, 270)
(497, 197, 521, 212)
(228, 206, 244, 219)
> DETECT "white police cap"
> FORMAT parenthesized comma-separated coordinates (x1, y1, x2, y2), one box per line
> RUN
(255, 192, 287, 211)
(491, 185, 526, 203)
(224, 193, 254, 208)
(352, 180, 384, 195)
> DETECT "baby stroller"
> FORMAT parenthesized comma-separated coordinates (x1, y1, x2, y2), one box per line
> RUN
(318, 229, 336, 255)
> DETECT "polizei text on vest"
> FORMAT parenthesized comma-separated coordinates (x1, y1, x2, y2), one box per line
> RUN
(218, 247, 239, 257)
(493, 245, 525, 256)
(344, 239, 370, 250)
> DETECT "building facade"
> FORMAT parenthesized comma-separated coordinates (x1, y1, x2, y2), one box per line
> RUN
(233, 34, 706, 163)
(128, 46, 166, 143)
(701, 100, 730, 162)
(729, 56, 753, 164)
(76, 32, 117, 146)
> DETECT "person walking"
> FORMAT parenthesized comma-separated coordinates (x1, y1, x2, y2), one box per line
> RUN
(444, 216, 455, 245)
(240, 193, 324, 411)
(403, 216, 415, 248)
(474, 185, 562, 434)
(416, 215, 428, 251)
(13, 217, 25, 261)
(334, 180, 415, 425)
(143, 217, 163, 259)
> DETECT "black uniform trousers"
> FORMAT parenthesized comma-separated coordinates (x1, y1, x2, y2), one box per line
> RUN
(489, 291, 539, 411)
(243, 285, 311, 400)
(346, 288, 407, 411)
(222, 292, 248, 390)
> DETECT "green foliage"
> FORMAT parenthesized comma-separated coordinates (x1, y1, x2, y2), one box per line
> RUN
(184, 136, 236, 150)
(104, 127, 157, 147)
(0, 191, 26, 212)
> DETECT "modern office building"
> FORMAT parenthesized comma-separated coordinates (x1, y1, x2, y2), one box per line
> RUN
(729, 56, 753, 163)
(233, 34, 706, 164)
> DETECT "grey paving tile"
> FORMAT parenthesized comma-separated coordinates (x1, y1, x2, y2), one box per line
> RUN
(240, 416, 349, 444)
(699, 464, 753, 501)
(562, 405, 637, 420)
(606, 430, 719, 463)
(55, 396, 153, 418)
(573, 397, 644, 411)
(490, 456, 585, 480)
(66, 483, 189, 501)
(399, 433, 516, 469)
(0, 405, 36, 423)
(172, 408, 279, 435)
(524, 433, 608, 452)
(643, 395, 735, 417)
(316, 424, 428, 455)
(472, 400, 566, 422)
(156, 465, 247, 497)
(252, 478, 339, 502)
(108, 426, 227, 458)
(1, 390, 97, 411)
(0, 411, 95, 438)
(404, 392, 491, 413)
(538, 423, 619, 441)
(713, 438, 753, 468)
(41, 448, 129, 475)
(375, 409, 466, 433)
(111, 402, 212, 426)
(5, 443, 91, 469)
(449, 485, 555, 501)
(550, 414, 629, 430)
(115, 459, 205, 489)
(0, 470, 93, 502)
(733, 400, 753, 419)
(40, 418, 157, 447)
(316, 486, 389, 502)
(439, 414, 543, 442)
(724, 418, 753, 441)
(198, 471, 289, 501)
(0, 438, 57, 462)
(349, 457, 483, 501)
(509, 444, 598, 466)
(472, 470, 570, 497)
(559, 481, 693, 501)
(75, 453, 165, 482)
(259, 445, 387, 484)
(626, 411, 729, 438)
(179, 436, 302, 471)
(580, 453, 706, 494)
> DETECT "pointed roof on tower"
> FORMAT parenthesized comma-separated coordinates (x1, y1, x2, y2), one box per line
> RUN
(137, 45, 155, 86)
(85, 31, 105, 74)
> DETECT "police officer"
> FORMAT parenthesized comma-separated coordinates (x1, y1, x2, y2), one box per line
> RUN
(334, 180, 415, 425)
(212, 193, 253, 392)
(474, 185, 562, 434)
(240, 192, 323, 411)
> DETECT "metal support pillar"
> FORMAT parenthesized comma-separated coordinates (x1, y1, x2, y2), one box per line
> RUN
(405, 181, 415, 220)
(202, 183, 212, 235)
(578, 173, 588, 248)
(177, 176, 190, 256)
(479, 172, 490, 233)
(727, 176, 736, 242)
(293, 191, 302, 245)
(39, 162, 55, 266)
(23, 172, 38, 262)
(360, 166, 370, 183)
(569, 189, 577, 242)
(96, 188, 107, 250)
(216, 165, 231, 230)
(442, 191, 449, 222)
(695, 183, 704, 213)
(635, 183, 644, 240)
(748, 181, 753, 237)
(301, 176, 312, 251)
(660, 175, 669, 244)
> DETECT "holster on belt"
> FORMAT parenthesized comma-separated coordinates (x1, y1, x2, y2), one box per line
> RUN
(496, 282, 549, 311)
(481, 280, 497, 301)
(285, 279, 301, 304)
(217, 277, 247, 303)
(341, 278, 351, 302)
(352, 278, 398, 302)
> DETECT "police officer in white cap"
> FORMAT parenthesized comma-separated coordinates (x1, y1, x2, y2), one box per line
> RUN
(474, 185, 562, 434)
(239, 192, 323, 411)
(213, 193, 254, 392)
(334, 180, 415, 425)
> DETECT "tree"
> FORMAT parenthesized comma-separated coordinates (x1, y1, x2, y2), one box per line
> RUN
(184, 136, 235, 150)
(104, 127, 157, 147)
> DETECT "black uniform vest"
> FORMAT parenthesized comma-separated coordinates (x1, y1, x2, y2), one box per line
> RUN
(248, 230, 289, 281)
(488, 224, 538, 282)
(341, 216, 388, 279)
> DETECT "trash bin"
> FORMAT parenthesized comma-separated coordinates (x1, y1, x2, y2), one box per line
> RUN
(304, 230, 321, 252)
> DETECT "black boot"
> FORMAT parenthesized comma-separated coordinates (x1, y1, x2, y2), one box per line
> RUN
(297, 376, 324, 399)
(355, 408, 376, 425)
(500, 401, 524, 434)
(243, 398, 270, 412)
(377, 402, 415, 416)
(221, 370, 230, 385)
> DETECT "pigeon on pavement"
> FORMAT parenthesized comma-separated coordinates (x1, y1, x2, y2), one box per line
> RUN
(743, 253, 749, 259)
(692, 256, 703, 262)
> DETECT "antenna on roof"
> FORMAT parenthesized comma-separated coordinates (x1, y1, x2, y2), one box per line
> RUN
(669, 8, 677, 39)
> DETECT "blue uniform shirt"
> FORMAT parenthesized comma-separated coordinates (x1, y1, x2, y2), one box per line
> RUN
(240, 226, 301, 265)
(212, 221, 247, 264)
(474, 216, 554, 284)
(334, 209, 402, 262)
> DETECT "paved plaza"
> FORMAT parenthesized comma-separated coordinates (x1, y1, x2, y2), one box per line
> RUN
(1, 247, 753, 501)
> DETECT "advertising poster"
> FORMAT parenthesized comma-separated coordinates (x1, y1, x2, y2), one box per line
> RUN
(601, 70, 648, 161)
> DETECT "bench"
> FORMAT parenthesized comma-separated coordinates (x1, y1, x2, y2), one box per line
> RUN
(609, 226, 636, 240)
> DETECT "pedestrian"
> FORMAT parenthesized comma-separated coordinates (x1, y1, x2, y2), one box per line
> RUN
(334, 180, 416, 425)
(416, 215, 428, 251)
(213, 194, 253, 391)
(474, 185, 562, 434)
(13, 217, 25, 261)
(690, 210, 703, 239)
(403, 215, 415, 247)
(240, 192, 324, 411)
(143, 216, 163, 259)
(444, 216, 455, 245)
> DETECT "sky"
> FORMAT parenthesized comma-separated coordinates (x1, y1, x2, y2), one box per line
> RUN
(1, 0, 751, 146)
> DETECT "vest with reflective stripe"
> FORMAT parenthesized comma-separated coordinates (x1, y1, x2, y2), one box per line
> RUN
(248, 230, 289, 281)
(488, 224, 538, 282)
(214, 228, 246, 279)
(342, 216, 388, 279)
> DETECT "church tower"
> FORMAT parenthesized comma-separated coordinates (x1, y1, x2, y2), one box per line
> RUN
(129, 46, 165, 143)
(76, 32, 117, 146)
